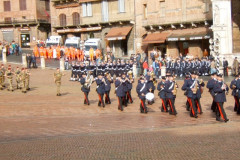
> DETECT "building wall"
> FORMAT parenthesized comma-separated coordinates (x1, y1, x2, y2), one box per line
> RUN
(0, 0, 37, 22)
(135, 0, 213, 57)
(50, 2, 80, 30)
(232, 0, 240, 53)
(81, 0, 134, 25)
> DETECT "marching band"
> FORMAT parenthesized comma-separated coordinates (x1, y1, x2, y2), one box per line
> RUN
(70, 58, 237, 123)
(1, 58, 239, 123)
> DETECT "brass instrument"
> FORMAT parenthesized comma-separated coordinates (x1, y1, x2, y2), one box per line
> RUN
(232, 84, 236, 89)
(127, 71, 134, 83)
(150, 72, 157, 87)
(192, 80, 199, 94)
(222, 82, 229, 95)
(199, 79, 203, 85)
(84, 71, 94, 89)
(105, 72, 112, 82)
(172, 77, 178, 96)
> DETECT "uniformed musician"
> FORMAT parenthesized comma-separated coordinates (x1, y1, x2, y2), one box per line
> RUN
(213, 73, 229, 122)
(80, 72, 90, 105)
(96, 73, 106, 107)
(136, 77, 148, 113)
(157, 76, 168, 112)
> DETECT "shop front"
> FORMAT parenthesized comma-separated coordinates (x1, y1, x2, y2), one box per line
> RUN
(142, 32, 170, 59)
(166, 27, 212, 58)
(105, 26, 133, 58)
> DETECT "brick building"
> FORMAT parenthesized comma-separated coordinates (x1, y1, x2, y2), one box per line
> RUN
(51, 0, 135, 58)
(135, 0, 213, 59)
(0, 0, 51, 48)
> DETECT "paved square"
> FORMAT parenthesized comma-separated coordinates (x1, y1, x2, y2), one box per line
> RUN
(0, 63, 240, 159)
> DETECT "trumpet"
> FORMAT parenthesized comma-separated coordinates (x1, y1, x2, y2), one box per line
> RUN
(102, 77, 107, 85)
(105, 72, 112, 82)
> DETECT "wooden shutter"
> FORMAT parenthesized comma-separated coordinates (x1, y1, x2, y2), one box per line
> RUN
(59, 14, 66, 26)
(72, 13, 80, 25)
(82, 3, 87, 17)
(87, 2, 92, 16)
(4, 1, 11, 12)
(118, 0, 125, 13)
(19, 0, 27, 10)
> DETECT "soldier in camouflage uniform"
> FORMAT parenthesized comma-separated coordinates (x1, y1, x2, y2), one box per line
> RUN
(26, 69, 31, 90)
(54, 68, 64, 96)
(21, 68, 27, 93)
(0, 64, 6, 88)
(15, 67, 21, 89)
(5, 65, 14, 92)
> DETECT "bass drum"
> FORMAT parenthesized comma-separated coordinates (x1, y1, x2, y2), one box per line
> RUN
(146, 92, 154, 102)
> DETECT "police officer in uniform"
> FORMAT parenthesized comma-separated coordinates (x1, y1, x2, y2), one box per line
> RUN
(182, 71, 200, 118)
(80, 72, 90, 105)
(207, 72, 218, 112)
(213, 73, 229, 122)
(54, 68, 64, 96)
(230, 74, 239, 113)
(157, 76, 168, 112)
(126, 72, 134, 104)
(182, 72, 191, 111)
(146, 72, 156, 105)
(79, 62, 86, 80)
(115, 74, 125, 111)
(164, 74, 177, 115)
(223, 57, 228, 76)
(104, 72, 113, 104)
(136, 77, 148, 113)
(96, 73, 106, 107)
(121, 72, 128, 107)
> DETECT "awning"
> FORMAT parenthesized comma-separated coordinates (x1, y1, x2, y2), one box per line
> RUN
(105, 27, 132, 41)
(167, 27, 212, 41)
(142, 32, 170, 44)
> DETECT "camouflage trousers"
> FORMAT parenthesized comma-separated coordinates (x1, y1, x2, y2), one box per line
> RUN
(7, 77, 13, 91)
(56, 81, 61, 95)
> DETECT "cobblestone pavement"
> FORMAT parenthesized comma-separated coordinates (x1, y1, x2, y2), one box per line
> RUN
(0, 63, 240, 159)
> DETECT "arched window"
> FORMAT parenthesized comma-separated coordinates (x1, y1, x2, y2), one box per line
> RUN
(72, 12, 80, 25)
(59, 14, 66, 26)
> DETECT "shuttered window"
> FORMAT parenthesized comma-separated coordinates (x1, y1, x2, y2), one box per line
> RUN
(82, 3, 87, 17)
(87, 2, 92, 16)
(82, 2, 92, 17)
(19, 0, 27, 10)
(118, 0, 125, 13)
(4, 17, 12, 23)
(102, 0, 108, 22)
(72, 12, 80, 25)
(45, 0, 50, 11)
(4, 1, 11, 12)
(59, 14, 67, 27)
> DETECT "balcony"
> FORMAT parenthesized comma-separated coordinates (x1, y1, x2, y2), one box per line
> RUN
(0, 19, 50, 27)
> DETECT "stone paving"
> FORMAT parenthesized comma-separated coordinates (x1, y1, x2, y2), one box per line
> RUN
(0, 62, 239, 159)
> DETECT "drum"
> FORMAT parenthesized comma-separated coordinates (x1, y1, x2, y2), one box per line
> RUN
(146, 92, 154, 102)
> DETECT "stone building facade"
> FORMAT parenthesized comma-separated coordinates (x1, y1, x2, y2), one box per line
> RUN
(0, 0, 50, 48)
(135, 0, 213, 59)
(51, 0, 135, 58)
(232, 0, 240, 53)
